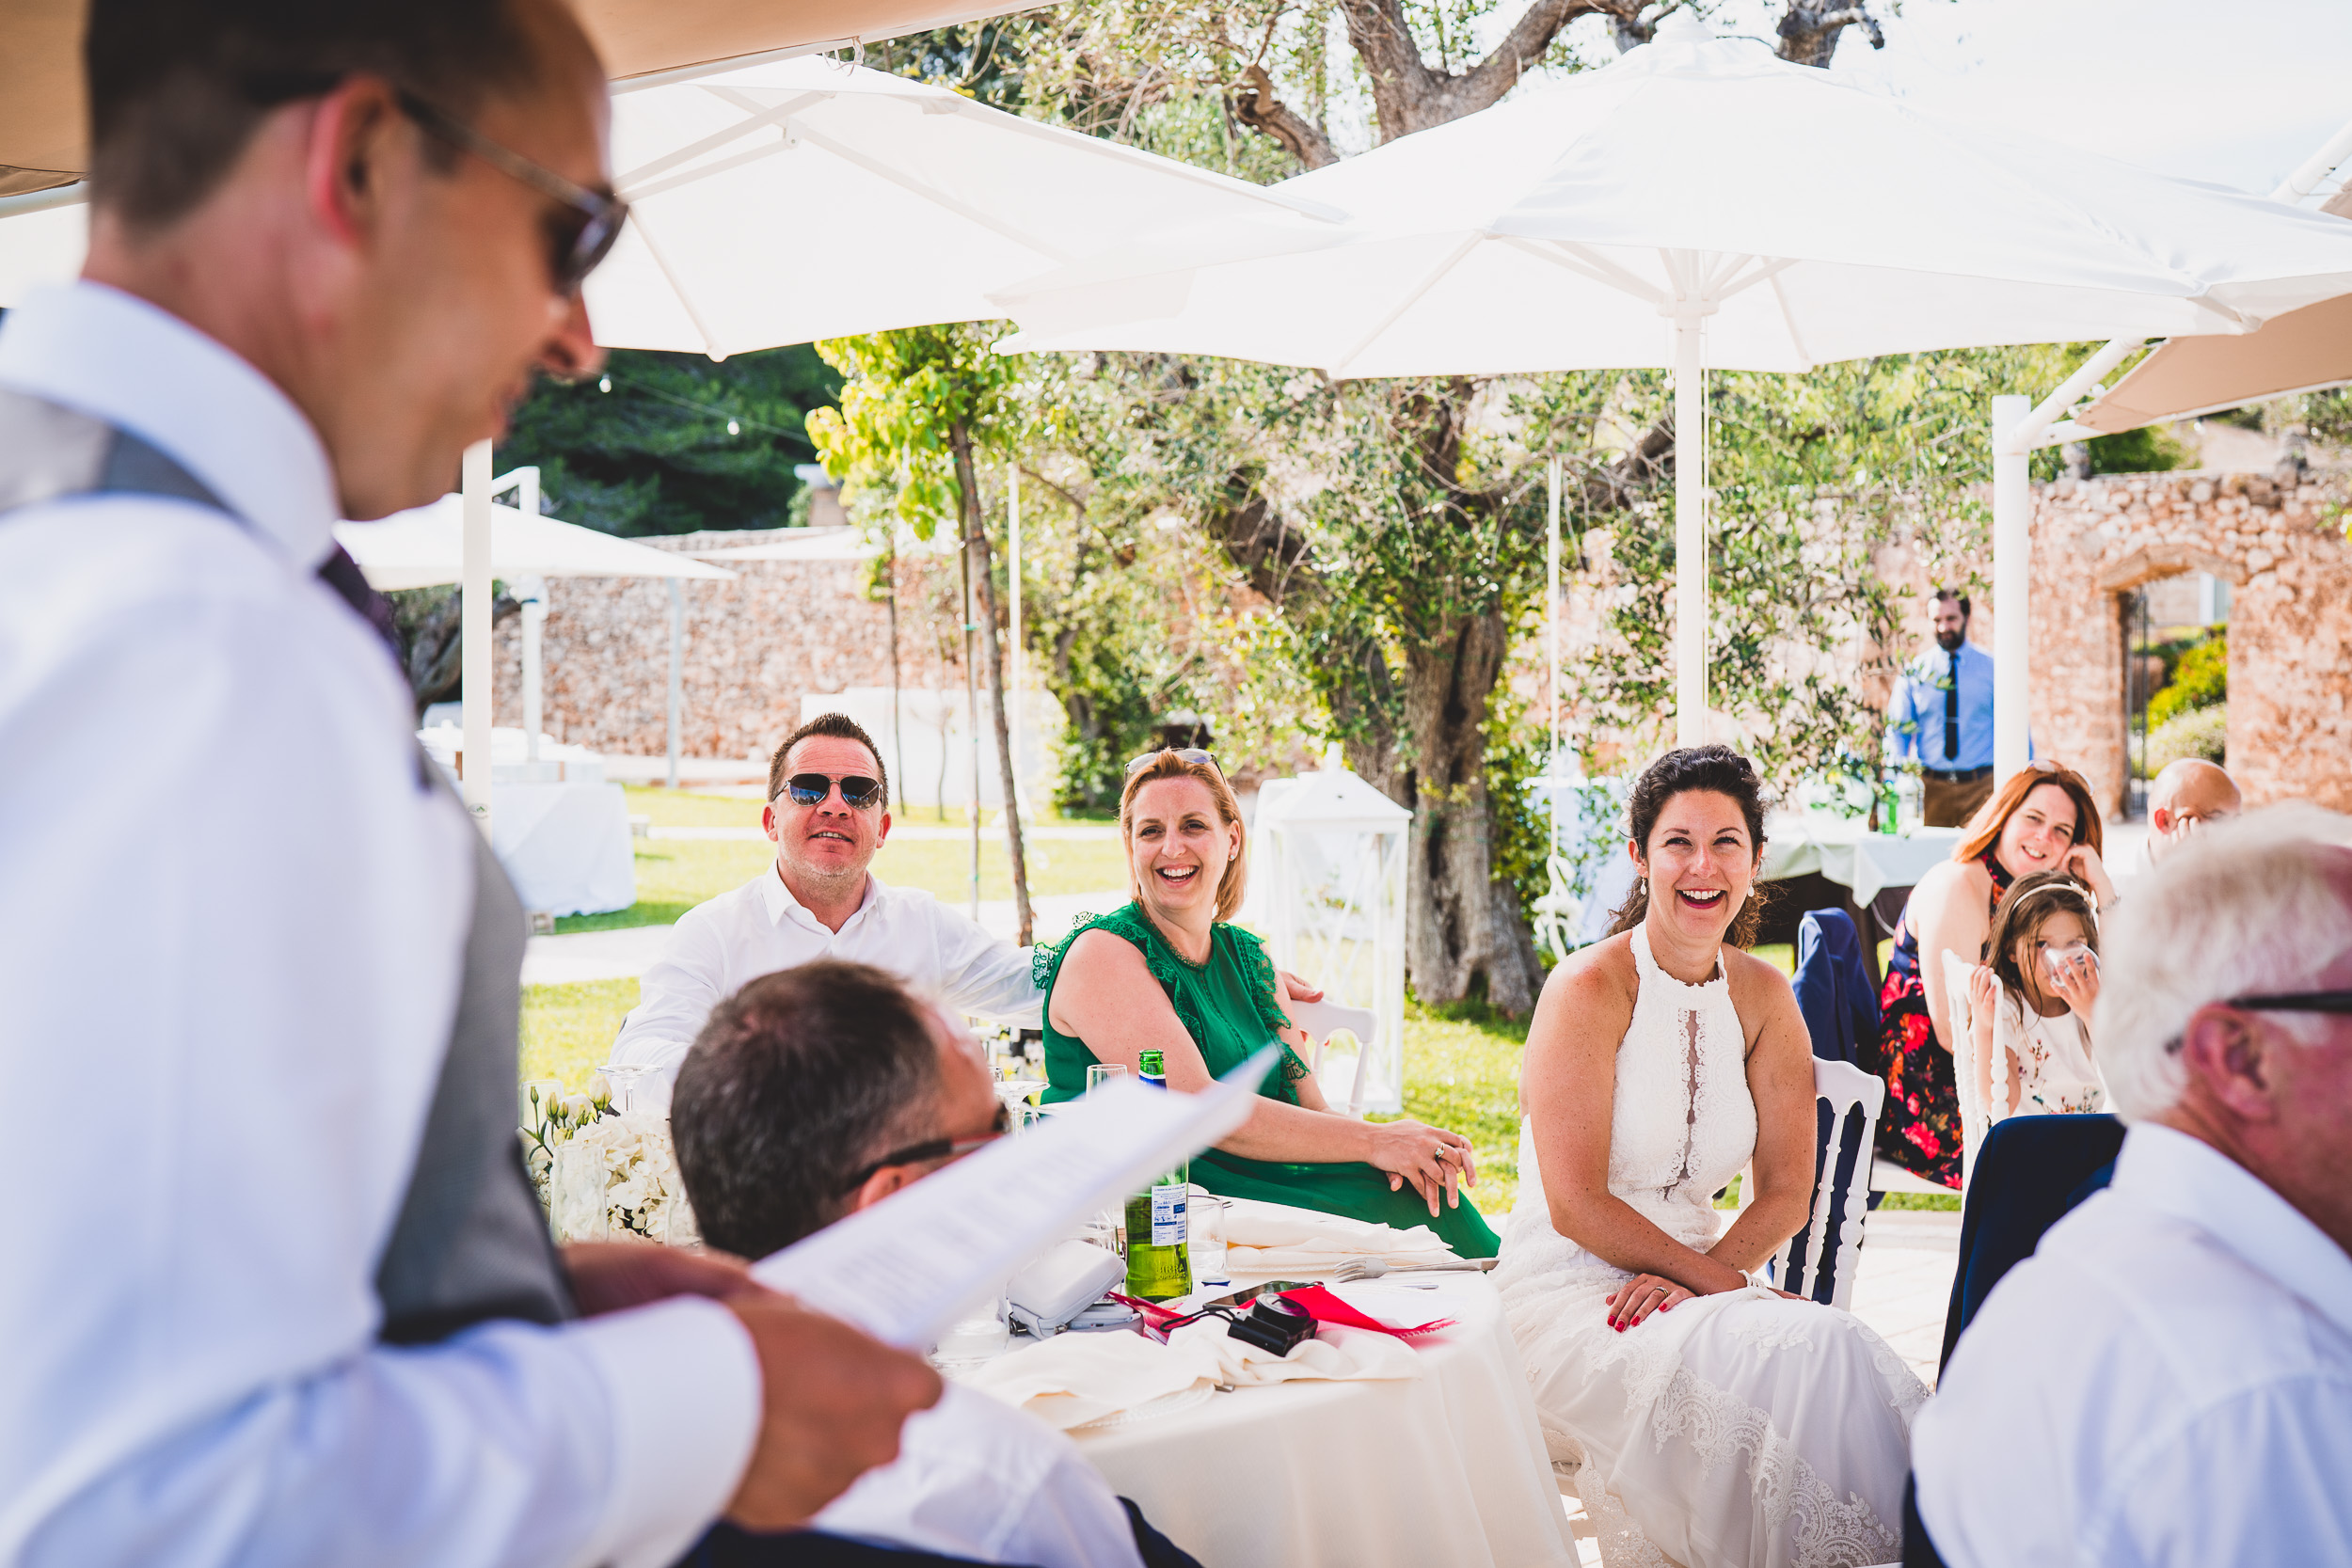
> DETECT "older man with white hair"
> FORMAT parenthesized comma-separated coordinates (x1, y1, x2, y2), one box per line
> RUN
(1913, 804, 2352, 1565)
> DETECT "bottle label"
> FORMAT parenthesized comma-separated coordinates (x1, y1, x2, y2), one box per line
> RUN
(1150, 1182, 1186, 1246)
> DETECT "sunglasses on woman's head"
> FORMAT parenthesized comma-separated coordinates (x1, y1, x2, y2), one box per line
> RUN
(779, 773, 884, 809)
(1126, 748, 1219, 776)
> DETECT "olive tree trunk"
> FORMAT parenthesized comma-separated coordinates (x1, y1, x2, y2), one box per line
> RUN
(951, 418, 1034, 945)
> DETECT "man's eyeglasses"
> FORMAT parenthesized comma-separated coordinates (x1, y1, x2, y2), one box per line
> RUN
(837, 1103, 1010, 1196)
(1126, 748, 1219, 777)
(395, 89, 628, 293)
(2167, 990, 2352, 1051)
(778, 773, 884, 810)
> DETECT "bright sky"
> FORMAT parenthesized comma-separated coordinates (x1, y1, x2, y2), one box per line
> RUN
(1515, 0, 2352, 198)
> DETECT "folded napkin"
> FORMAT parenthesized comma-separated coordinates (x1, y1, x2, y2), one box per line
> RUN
(962, 1314, 1423, 1431)
(1218, 1195, 1459, 1275)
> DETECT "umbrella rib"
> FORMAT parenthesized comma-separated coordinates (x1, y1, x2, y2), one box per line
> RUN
(1328, 232, 1486, 376)
(1766, 271, 1819, 372)
(790, 123, 1079, 265)
(622, 209, 730, 360)
(623, 136, 796, 204)
(1500, 237, 1664, 307)
(613, 88, 832, 196)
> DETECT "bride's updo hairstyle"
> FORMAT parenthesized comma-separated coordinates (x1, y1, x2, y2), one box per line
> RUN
(1605, 745, 1772, 948)
(1120, 749, 1250, 921)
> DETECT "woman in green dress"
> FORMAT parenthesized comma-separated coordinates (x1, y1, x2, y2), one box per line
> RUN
(1038, 748, 1499, 1259)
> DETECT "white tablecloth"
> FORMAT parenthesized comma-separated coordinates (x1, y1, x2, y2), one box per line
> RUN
(1054, 1275, 1575, 1568)
(1760, 822, 1961, 906)
(491, 781, 637, 917)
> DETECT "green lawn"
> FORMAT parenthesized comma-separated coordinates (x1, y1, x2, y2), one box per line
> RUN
(557, 788, 1132, 932)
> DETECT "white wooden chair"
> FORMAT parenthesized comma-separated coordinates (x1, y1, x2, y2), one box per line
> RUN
(1940, 950, 1994, 1188)
(1289, 999, 1380, 1117)
(1749, 1055, 1886, 1310)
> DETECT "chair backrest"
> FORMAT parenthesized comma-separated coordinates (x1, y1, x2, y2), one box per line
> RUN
(1938, 1112, 2125, 1372)
(1292, 999, 1380, 1116)
(1939, 950, 1992, 1187)
(1772, 1054, 1886, 1310)
(1792, 907, 1881, 1067)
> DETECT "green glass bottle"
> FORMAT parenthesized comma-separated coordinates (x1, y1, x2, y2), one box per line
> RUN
(1123, 1158, 1192, 1301)
(1138, 1048, 1168, 1089)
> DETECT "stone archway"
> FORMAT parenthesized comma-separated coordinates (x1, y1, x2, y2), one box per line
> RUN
(2027, 470, 2352, 816)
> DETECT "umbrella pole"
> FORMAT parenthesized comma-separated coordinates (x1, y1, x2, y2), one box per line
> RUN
(1009, 463, 1022, 807)
(1991, 393, 2031, 782)
(1547, 454, 1561, 861)
(666, 580, 684, 790)
(1673, 315, 1707, 749)
(461, 439, 494, 836)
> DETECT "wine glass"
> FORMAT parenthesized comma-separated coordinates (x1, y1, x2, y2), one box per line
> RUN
(596, 1062, 653, 1117)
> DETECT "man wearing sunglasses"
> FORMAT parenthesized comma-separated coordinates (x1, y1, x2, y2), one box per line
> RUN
(612, 713, 1042, 1102)
(1914, 805, 2352, 1565)
(672, 962, 1200, 1568)
(0, 4, 940, 1566)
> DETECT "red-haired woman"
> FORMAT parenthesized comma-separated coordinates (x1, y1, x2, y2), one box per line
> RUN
(1872, 761, 2111, 1187)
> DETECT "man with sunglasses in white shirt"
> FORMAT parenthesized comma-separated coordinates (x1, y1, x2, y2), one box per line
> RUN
(612, 713, 1041, 1103)
(613, 718, 1322, 1104)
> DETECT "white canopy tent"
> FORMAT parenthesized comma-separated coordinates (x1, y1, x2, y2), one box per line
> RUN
(993, 15, 2352, 768)
(340, 482, 734, 789)
(588, 55, 1334, 358)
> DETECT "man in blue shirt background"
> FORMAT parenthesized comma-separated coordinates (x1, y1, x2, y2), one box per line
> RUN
(1887, 589, 1997, 826)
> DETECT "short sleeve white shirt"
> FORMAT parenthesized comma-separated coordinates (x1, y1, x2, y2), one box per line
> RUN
(1914, 1123, 2352, 1566)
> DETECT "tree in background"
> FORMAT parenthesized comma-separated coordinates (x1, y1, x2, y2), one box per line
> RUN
(809, 325, 1046, 941)
(499, 345, 839, 535)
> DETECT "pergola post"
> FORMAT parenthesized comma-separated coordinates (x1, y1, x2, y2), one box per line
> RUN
(1673, 315, 1707, 749)
(666, 579, 685, 791)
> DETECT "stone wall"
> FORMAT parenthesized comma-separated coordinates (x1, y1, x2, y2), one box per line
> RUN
(490, 529, 966, 763)
(2026, 468, 2352, 816)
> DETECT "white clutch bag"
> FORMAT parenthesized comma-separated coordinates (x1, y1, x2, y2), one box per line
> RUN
(1007, 1239, 1125, 1338)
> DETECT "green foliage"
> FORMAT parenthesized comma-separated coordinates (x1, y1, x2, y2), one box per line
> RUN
(2147, 633, 2227, 727)
(2289, 387, 2352, 448)
(2137, 705, 2228, 775)
(500, 346, 839, 535)
(2082, 423, 2191, 476)
(808, 325, 1047, 540)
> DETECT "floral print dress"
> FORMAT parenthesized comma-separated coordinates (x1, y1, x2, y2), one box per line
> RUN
(1871, 850, 2012, 1188)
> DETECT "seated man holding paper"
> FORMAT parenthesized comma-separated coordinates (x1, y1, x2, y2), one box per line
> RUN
(671, 960, 1201, 1568)
(1039, 750, 1499, 1259)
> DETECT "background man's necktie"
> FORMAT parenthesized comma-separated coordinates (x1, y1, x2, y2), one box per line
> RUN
(1945, 651, 1962, 763)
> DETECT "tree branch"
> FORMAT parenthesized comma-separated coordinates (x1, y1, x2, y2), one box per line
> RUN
(1775, 2, 1883, 68)
(1232, 63, 1340, 170)
(1339, 0, 1649, 138)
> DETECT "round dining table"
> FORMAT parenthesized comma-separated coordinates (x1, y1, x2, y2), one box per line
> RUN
(1065, 1272, 1577, 1568)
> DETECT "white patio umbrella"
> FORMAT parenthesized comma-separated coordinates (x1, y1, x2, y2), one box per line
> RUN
(340, 488, 734, 783)
(993, 14, 2352, 753)
(589, 55, 1333, 357)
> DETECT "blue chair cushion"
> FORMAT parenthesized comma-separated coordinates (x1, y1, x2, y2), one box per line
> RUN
(1937, 1113, 2127, 1373)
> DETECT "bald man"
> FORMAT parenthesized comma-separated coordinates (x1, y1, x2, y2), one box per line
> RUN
(2142, 758, 2244, 871)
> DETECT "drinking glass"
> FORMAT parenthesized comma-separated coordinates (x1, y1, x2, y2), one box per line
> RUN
(597, 1062, 653, 1117)
(1189, 1195, 1232, 1287)
(550, 1142, 609, 1243)
(1085, 1062, 1127, 1095)
(932, 1283, 1012, 1369)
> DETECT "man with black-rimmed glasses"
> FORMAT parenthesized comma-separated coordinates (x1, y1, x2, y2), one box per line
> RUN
(1914, 804, 2352, 1564)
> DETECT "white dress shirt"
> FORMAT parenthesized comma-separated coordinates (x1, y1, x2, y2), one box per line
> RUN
(816, 1385, 1145, 1568)
(1915, 1122, 2352, 1566)
(0, 282, 758, 1568)
(612, 867, 1041, 1091)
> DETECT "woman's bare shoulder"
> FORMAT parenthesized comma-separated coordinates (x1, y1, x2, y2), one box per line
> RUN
(1721, 944, 1796, 1000)
(1057, 926, 1151, 980)
(1545, 930, 1640, 1006)
(1913, 855, 1991, 919)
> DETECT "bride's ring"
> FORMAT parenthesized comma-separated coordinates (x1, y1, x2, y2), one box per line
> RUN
(1432, 1145, 1450, 1163)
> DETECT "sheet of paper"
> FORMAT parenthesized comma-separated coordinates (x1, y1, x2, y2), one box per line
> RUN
(751, 1047, 1276, 1350)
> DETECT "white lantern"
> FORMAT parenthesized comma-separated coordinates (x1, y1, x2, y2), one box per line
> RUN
(1249, 752, 1411, 1115)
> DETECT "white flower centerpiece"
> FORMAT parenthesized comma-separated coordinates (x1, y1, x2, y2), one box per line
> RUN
(521, 1075, 700, 1246)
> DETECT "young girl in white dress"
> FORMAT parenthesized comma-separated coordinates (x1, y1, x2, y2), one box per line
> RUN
(1963, 871, 2106, 1122)
(1495, 747, 1926, 1568)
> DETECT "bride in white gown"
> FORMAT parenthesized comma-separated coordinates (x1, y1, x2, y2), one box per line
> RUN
(1496, 746, 1926, 1568)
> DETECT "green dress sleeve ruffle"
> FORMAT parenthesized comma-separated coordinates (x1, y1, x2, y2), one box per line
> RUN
(1222, 924, 1314, 1089)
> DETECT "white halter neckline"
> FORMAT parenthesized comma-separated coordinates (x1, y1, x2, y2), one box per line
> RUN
(1630, 920, 1727, 993)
